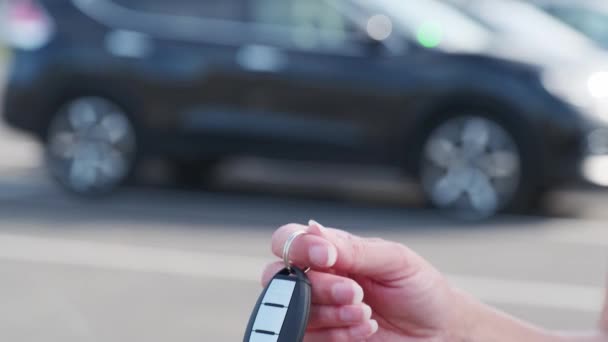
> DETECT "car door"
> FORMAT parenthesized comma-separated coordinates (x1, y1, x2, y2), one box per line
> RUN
(96, 0, 256, 146)
(238, 0, 414, 163)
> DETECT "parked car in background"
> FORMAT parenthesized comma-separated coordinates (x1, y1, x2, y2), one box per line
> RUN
(444, 0, 608, 187)
(444, 0, 608, 104)
(1, 0, 604, 218)
(531, 0, 608, 51)
(444, 0, 600, 62)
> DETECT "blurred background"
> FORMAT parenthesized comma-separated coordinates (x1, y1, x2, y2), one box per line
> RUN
(1, 0, 608, 340)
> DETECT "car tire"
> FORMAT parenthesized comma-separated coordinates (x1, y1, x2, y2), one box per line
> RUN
(418, 113, 540, 218)
(45, 96, 138, 196)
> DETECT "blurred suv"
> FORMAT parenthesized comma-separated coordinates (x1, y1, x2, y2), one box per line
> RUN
(0, 0, 599, 217)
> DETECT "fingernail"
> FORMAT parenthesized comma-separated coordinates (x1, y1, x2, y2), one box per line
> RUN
(362, 304, 372, 320)
(332, 282, 364, 304)
(369, 320, 379, 334)
(308, 219, 326, 233)
(350, 319, 378, 338)
(309, 245, 337, 267)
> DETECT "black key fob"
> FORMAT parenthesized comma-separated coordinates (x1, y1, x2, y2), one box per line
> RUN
(243, 267, 311, 342)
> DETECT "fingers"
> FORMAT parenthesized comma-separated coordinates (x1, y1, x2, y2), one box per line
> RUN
(308, 304, 372, 330)
(262, 262, 364, 305)
(271, 223, 338, 269)
(261, 262, 376, 339)
(308, 220, 427, 280)
(304, 320, 379, 342)
(272, 221, 426, 281)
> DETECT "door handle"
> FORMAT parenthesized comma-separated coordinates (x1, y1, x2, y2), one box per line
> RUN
(236, 44, 287, 72)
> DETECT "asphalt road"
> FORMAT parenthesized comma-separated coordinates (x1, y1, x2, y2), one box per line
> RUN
(0, 57, 607, 341)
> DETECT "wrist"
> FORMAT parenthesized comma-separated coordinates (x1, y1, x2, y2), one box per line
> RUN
(444, 287, 484, 342)
(445, 287, 556, 342)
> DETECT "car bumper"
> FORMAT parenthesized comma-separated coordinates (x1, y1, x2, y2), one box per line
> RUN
(579, 126, 608, 187)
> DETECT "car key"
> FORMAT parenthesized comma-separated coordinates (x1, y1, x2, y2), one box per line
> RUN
(243, 266, 311, 342)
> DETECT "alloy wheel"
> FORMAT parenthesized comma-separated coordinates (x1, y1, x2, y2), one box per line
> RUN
(420, 116, 521, 217)
(46, 97, 137, 194)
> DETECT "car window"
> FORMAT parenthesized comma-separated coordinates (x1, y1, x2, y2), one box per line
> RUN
(110, 0, 246, 21)
(249, 0, 361, 50)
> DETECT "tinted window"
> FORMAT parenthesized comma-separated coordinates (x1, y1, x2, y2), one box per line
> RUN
(250, 0, 359, 49)
(111, 0, 245, 21)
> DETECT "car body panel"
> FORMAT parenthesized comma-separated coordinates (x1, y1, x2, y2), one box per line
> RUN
(1, 0, 593, 189)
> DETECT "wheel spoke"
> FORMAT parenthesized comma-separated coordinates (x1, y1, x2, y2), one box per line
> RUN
(100, 113, 130, 144)
(461, 118, 489, 158)
(425, 137, 457, 168)
(466, 169, 499, 214)
(432, 167, 471, 206)
(69, 157, 97, 190)
(477, 150, 519, 178)
(68, 100, 99, 131)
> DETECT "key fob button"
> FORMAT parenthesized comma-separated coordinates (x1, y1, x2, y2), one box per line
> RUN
(244, 267, 311, 342)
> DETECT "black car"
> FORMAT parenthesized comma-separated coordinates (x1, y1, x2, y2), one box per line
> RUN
(0, 0, 595, 217)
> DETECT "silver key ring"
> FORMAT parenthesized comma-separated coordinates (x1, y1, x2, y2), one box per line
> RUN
(282, 230, 311, 273)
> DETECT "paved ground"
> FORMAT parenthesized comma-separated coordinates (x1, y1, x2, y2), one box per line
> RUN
(0, 175, 606, 341)
(0, 56, 607, 341)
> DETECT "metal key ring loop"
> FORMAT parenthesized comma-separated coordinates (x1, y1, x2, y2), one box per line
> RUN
(282, 230, 311, 273)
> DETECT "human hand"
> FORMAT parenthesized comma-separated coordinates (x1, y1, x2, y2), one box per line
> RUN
(262, 221, 466, 341)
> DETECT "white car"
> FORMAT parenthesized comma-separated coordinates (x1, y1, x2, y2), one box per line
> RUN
(531, 0, 608, 51)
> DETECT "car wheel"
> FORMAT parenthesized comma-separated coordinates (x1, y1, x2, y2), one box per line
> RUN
(45, 97, 138, 195)
(419, 114, 527, 218)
